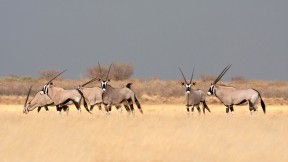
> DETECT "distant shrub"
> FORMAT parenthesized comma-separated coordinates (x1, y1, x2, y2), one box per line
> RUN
(87, 62, 134, 80)
(110, 62, 134, 81)
(39, 70, 63, 80)
(3, 75, 34, 82)
(199, 74, 217, 82)
(231, 76, 246, 82)
(87, 64, 107, 79)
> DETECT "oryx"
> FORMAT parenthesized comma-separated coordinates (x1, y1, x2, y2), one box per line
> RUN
(40, 70, 91, 114)
(98, 64, 143, 115)
(179, 67, 210, 115)
(207, 65, 266, 114)
(76, 77, 105, 114)
(23, 86, 52, 114)
(77, 63, 131, 114)
(23, 86, 69, 114)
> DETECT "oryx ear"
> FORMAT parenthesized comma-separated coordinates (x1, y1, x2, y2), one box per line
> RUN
(181, 82, 185, 86)
(192, 82, 196, 86)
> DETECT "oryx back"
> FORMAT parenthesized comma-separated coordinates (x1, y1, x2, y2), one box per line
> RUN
(47, 86, 81, 105)
(215, 85, 259, 106)
(102, 85, 134, 105)
(82, 87, 103, 105)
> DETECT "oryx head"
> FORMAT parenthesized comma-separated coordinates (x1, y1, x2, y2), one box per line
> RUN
(40, 82, 53, 95)
(97, 63, 112, 92)
(207, 65, 231, 96)
(40, 69, 66, 95)
(23, 86, 32, 114)
(178, 67, 196, 94)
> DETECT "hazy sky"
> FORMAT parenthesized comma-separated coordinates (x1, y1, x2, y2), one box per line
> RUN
(1, 0, 287, 81)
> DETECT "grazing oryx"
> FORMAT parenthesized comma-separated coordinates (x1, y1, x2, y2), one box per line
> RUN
(179, 67, 210, 114)
(23, 86, 69, 115)
(98, 64, 143, 114)
(207, 65, 266, 114)
(40, 70, 91, 114)
(23, 86, 54, 114)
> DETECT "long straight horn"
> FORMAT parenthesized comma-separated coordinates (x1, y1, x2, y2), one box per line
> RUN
(189, 67, 195, 84)
(24, 86, 32, 107)
(98, 62, 102, 76)
(213, 64, 232, 84)
(106, 64, 112, 80)
(81, 77, 98, 87)
(213, 64, 231, 84)
(46, 69, 67, 85)
(178, 67, 188, 84)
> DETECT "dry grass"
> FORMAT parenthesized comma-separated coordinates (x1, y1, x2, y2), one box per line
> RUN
(0, 104, 288, 162)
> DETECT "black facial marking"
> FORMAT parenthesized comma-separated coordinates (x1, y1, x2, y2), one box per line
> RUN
(208, 85, 214, 95)
(186, 84, 191, 92)
(101, 81, 107, 91)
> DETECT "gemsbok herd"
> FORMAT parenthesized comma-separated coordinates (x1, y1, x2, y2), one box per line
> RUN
(23, 64, 266, 116)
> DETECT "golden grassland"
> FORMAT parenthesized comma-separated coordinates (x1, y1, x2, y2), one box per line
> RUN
(1, 103, 288, 162)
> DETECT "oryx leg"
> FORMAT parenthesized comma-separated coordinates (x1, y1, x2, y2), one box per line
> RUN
(116, 105, 122, 114)
(95, 103, 104, 115)
(196, 104, 201, 114)
(248, 101, 256, 115)
(90, 105, 95, 111)
(44, 106, 49, 113)
(37, 106, 42, 113)
(37, 106, 49, 113)
(121, 100, 131, 114)
(202, 104, 205, 114)
(108, 105, 112, 112)
(103, 104, 108, 113)
(191, 105, 195, 114)
(225, 105, 230, 114)
(127, 98, 135, 114)
(62, 105, 69, 115)
(202, 101, 211, 114)
(72, 100, 81, 113)
(106, 104, 112, 115)
(229, 105, 234, 115)
(123, 103, 131, 115)
(56, 105, 62, 115)
(186, 105, 191, 115)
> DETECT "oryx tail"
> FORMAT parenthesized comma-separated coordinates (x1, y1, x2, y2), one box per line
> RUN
(76, 88, 90, 113)
(252, 88, 266, 113)
(126, 83, 143, 113)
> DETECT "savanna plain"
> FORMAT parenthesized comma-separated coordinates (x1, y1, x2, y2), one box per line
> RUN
(1, 79, 288, 162)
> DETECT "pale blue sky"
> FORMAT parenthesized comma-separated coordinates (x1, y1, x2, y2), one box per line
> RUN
(0, 0, 287, 80)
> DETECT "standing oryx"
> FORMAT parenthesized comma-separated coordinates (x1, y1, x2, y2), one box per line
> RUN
(40, 70, 91, 114)
(179, 67, 210, 114)
(98, 63, 143, 115)
(207, 65, 266, 114)
(76, 77, 105, 114)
